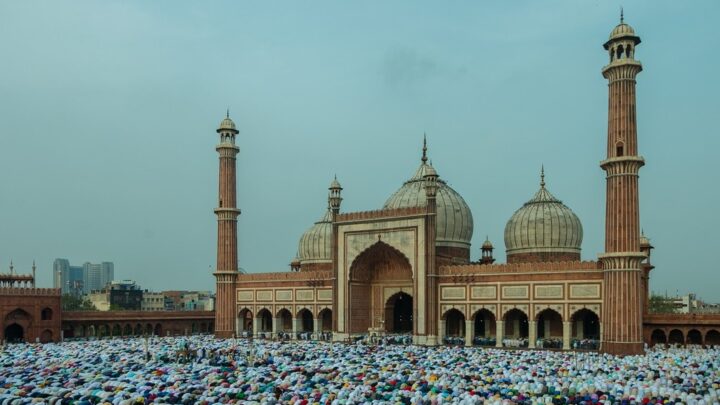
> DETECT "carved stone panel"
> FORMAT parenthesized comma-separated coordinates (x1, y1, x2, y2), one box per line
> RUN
(570, 284, 600, 299)
(317, 289, 332, 301)
(441, 286, 466, 300)
(471, 285, 497, 300)
(502, 285, 529, 299)
(296, 289, 314, 301)
(275, 290, 292, 301)
(535, 285, 564, 299)
(256, 290, 272, 302)
(237, 290, 254, 302)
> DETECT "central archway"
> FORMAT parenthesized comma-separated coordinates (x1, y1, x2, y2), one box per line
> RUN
(348, 241, 413, 334)
(4, 323, 24, 343)
(385, 292, 413, 333)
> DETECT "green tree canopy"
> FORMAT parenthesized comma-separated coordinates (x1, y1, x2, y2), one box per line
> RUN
(61, 294, 97, 311)
(649, 294, 678, 314)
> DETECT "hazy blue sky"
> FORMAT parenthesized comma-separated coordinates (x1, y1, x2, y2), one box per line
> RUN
(1, 1, 718, 300)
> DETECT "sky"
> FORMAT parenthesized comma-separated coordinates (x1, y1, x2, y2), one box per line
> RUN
(0, 1, 718, 301)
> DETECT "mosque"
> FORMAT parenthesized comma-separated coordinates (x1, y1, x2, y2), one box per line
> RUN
(209, 17, 719, 356)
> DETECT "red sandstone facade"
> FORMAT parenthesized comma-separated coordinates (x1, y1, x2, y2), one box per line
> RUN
(216, 18, 720, 354)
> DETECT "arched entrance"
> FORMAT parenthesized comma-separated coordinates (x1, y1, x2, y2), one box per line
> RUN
(668, 329, 684, 344)
(473, 309, 496, 341)
(4, 309, 31, 343)
(443, 309, 465, 338)
(503, 309, 529, 339)
(385, 292, 413, 333)
(687, 329, 702, 345)
(348, 241, 413, 334)
(297, 309, 314, 333)
(256, 309, 272, 333)
(650, 329, 667, 345)
(277, 309, 292, 332)
(40, 330, 53, 343)
(706, 330, 720, 345)
(571, 309, 600, 340)
(318, 308, 332, 332)
(238, 308, 253, 334)
(4, 323, 24, 343)
(536, 309, 563, 339)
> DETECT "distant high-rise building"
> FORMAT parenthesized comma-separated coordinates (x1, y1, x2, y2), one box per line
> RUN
(83, 262, 114, 292)
(53, 259, 113, 295)
(53, 259, 85, 295)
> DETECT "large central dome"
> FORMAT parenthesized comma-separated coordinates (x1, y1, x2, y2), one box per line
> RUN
(383, 141, 473, 249)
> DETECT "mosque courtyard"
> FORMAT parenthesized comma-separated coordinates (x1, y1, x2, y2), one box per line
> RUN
(0, 336, 719, 404)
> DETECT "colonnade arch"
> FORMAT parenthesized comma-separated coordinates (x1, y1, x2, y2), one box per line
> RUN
(442, 308, 465, 337)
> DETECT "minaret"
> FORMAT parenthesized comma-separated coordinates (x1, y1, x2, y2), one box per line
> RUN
(213, 111, 241, 339)
(599, 13, 646, 355)
(423, 153, 439, 345)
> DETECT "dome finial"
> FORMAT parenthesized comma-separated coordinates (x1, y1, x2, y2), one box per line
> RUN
(226, 108, 230, 119)
(421, 133, 428, 164)
(620, 7, 624, 24)
(540, 165, 546, 188)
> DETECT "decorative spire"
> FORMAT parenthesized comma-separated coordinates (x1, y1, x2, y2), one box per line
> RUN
(226, 108, 230, 118)
(421, 133, 428, 164)
(9, 260, 13, 274)
(540, 165, 546, 188)
(620, 7, 624, 24)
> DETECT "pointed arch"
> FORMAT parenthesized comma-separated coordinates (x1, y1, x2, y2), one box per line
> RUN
(297, 308, 314, 332)
(471, 308, 496, 340)
(318, 308, 332, 332)
(442, 308, 465, 338)
(650, 329, 667, 345)
(349, 241, 413, 282)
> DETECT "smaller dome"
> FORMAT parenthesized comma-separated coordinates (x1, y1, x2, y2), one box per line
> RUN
(329, 176, 342, 190)
(298, 209, 332, 264)
(609, 23, 635, 40)
(640, 232, 652, 248)
(217, 111, 238, 133)
(504, 170, 583, 263)
(482, 237, 493, 250)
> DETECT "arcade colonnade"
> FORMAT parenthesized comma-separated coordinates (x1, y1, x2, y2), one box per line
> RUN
(237, 306, 333, 338)
(440, 306, 600, 349)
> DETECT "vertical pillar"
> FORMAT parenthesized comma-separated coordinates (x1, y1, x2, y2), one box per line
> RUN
(528, 321, 537, 349)
(496, 320, 505, 348)
(272, 318, 279, 337)
(563, 321, 572, 350)
(314, 317, 321, 339)
(439, 320, 446, 343)
(252, 317, 259, 337)
(292, 318, 298, 340)
(465, 320, 473, 346)
(575, 320, 583, 339)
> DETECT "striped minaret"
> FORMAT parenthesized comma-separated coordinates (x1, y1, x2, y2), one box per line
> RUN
(599, 13, 646, 356)
(214, 111, 240, 339)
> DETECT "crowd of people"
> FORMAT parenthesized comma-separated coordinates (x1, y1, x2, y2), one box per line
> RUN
(0, 335, 719, 404)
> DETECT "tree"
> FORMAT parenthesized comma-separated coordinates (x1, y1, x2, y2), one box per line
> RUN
(649, 294, 678, 314)
(61, 294, 97, 311)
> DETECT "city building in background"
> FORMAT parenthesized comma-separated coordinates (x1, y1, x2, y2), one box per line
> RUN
(53, 259, 84, 296)
(141, 291, 165, 311)
(53, 259, 113, 295)
(83, 262, 114, 293)
(87, 280, 142, 311)
(161, 290, 215, 311)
